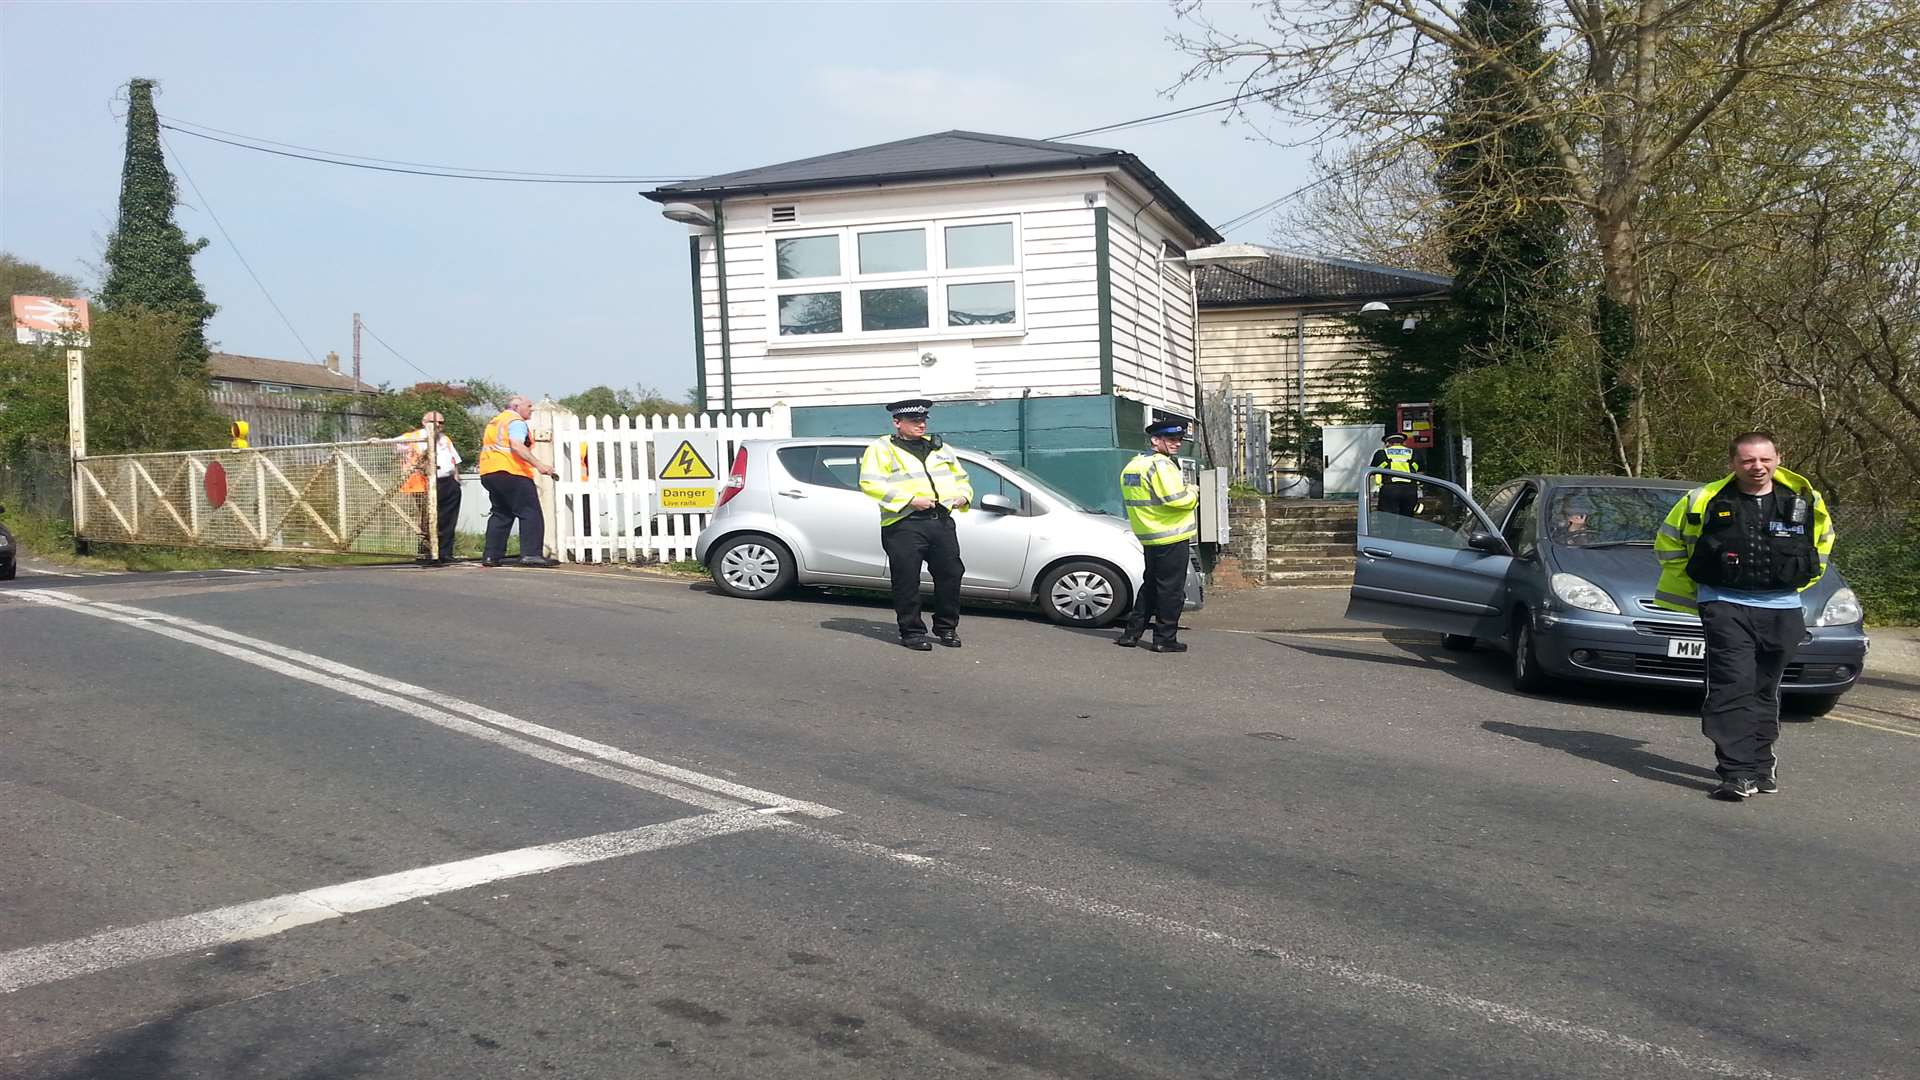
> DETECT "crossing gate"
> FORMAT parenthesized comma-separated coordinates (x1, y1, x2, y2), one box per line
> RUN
(552, 407, 790, 564)
(73, 438, 438, 556)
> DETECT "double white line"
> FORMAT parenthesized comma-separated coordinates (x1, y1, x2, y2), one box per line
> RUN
(10, 590, 839, 819)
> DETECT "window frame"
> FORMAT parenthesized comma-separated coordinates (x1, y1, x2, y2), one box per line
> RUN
(764, 214, 1024, 349)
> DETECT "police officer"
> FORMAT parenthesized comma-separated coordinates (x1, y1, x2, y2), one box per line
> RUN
(1653, 431, 1835, 801)
(1116, 417, 1198, 653)
(1369, 431, 1420, 519)
(859, 399, 972, 651)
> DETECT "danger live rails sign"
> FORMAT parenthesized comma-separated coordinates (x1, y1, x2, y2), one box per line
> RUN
(652, 432, 720, 513)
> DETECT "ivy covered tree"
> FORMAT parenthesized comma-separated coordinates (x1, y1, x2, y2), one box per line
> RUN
(98, 78, 216, 368)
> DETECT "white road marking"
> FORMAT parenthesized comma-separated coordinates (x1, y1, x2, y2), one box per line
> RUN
(17, 565, 81, 578)
(217, 568, 265, 575)
(11, 590, 838, 817)
(783, 822, 1802, 1080)
(66, 597, 840, 817)
(0, 810, 770, 994)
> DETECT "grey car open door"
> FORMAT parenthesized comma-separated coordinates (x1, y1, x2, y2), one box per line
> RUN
(1345, 470, 1514, 638)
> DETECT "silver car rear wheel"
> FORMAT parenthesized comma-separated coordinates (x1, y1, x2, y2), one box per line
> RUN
(710, 534, 795, 599)
(1037, 561, 1128, 628)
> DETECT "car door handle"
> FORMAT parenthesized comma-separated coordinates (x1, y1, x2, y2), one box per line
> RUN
(1362, 547, 1394, 559)
(777, 489, 807, 499)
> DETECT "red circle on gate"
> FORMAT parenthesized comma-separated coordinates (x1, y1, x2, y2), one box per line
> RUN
(204, 461, 228, 509)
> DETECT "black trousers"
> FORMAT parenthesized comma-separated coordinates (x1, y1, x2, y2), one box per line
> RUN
(1126, 539, 1190, 644)
(881, 514, 964, 639)
(1699, 600, 1803, 780)
(1377, 481, 1417, 518)
(418, 475, 462, 558)
(481, 472, 543, 562)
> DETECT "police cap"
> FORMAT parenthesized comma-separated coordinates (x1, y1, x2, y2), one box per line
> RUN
(886, 398, 934, 419)
(1146, 417, 1190, 439)
(1383, 432, 1409, 444)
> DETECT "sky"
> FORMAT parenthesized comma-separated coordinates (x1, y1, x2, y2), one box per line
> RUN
(1, 1, 1312, 401)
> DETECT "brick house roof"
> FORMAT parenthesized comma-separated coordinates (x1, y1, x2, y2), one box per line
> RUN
(207, 352, 378, 395)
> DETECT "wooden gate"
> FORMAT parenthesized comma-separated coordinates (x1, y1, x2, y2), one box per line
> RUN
(74, 438, 438, 556)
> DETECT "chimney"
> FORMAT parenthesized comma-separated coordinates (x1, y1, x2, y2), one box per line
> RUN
(325, 350, 341, 373)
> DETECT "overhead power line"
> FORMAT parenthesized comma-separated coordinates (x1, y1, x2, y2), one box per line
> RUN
(159, 130, 320, 362)
(355, 319, 435, 382)
(160, 115, 699, 180)
(158, 123, 699, 185)
(1048, 89, 1272, 142)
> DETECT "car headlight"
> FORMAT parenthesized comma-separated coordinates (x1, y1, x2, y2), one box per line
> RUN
(1814, 586, 1862, 627)
(1551, 572, 1620, 614)
(0, 533, 11, 550)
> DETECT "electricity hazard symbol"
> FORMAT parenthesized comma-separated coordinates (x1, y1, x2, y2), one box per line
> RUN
(658, 440, 715, 480)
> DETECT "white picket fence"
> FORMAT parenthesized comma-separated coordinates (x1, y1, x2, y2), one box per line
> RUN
(551, 405, 791, 564)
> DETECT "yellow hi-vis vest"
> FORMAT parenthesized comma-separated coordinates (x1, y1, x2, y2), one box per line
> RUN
(1651, 466, 1834, 613)
(859, 436, 973, 527)
(1120, 452, 1198, 545)
(477, 410, 534, 478)
(1372, 445, 1418, 488)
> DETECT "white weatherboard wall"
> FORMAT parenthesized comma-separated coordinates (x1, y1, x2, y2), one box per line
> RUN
(690, 171, 1199, 419)
(1106, 185, 1197, 416)
(1198, 304, 1375, 419)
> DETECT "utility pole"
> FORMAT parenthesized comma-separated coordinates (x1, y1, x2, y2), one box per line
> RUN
(352, 312, 362, 386)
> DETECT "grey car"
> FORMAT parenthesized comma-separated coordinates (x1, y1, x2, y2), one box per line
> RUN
(693, 438, 1201, 628)
(1345, 472, 1868, 715)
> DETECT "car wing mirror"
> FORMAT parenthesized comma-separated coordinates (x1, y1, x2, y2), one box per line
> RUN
(1467, 531, 1511, 555)
(978, 493, 1017, 514)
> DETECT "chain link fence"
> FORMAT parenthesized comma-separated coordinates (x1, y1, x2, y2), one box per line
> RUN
(75, 439, 434, 556)
(1831, 504, 1919, 625)
(0, 449, 72, 521)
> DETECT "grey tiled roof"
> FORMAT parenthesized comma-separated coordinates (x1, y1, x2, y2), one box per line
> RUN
(1196, 249, 1451, 307)
(208, 352, 378, 394)
(645, 130, 1220, 244)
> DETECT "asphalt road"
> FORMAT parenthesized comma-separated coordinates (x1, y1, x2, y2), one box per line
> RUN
(3, 564, 1916, 1080)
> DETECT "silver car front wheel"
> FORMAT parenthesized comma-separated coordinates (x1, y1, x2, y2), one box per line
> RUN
(1037, 561, 1128, 628)
(710, 534, 795, 600)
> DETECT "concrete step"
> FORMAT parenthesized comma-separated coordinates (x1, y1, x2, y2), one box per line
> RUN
(1267, 511, 1359, 530)
(1265, 542, 1354, 558)
(1267, 557, 1356, 573)
(1264, 569, 1355, 586)
(1267, 522, 1359, 534)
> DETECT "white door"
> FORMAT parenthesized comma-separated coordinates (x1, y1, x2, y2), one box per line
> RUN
(1322, 423, 1385, 496)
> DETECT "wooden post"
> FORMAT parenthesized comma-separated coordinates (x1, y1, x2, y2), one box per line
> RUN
(66, 349, 89, 548)
(425, 418, 441, 561)
(530, 397, 562, 560)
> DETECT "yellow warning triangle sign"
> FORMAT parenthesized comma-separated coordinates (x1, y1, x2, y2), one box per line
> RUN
(659, 440, 716, 480)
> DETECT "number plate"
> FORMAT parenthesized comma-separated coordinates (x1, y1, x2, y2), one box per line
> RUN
(1667, 638, 1707, 659)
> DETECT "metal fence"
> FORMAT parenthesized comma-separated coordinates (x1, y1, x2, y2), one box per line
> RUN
(74, 439, 434, 556)
(1831, 503, 1919, 623)
(208, 388, 380, 447)
(0, 448, 72, 521)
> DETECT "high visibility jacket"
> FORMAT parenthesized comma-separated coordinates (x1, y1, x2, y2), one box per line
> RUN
(1652, 466, 1834, 613)
(859, 435, 972, 527)
(478, 410, 534, 478)
(1371, 445, 1418, 488)
(1120, 452, 1198, 545)
(397, 427, 445, 494)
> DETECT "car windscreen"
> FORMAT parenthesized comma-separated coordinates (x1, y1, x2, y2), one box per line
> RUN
(1547, 486, 1686, 546)
(970, 456, 1109, 514)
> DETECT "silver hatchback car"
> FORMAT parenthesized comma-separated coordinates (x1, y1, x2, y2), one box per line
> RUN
(694, 438, 1201, 627)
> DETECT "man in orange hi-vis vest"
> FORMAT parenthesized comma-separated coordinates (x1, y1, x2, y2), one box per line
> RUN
(395, 411, 462, 565)
(478, 395, 558, 567)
